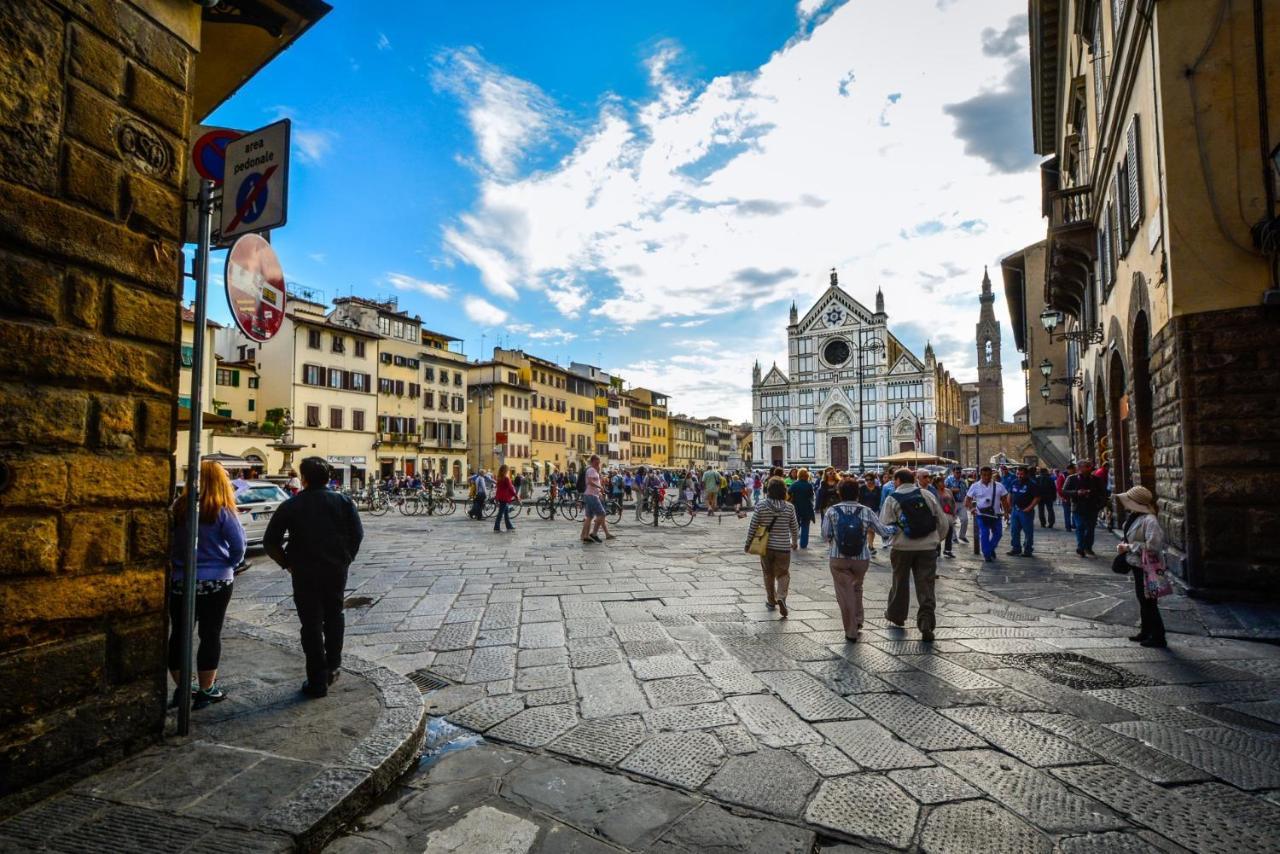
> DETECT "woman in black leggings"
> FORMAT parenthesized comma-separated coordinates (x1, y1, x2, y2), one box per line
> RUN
(169, 460, 246, 709)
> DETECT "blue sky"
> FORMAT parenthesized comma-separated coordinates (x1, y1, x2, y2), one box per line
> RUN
(195, 0, 1044, 421)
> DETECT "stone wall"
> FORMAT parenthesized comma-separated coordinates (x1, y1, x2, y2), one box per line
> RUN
(1159, 306, 1280, 594)
(0, 0, 190, 804)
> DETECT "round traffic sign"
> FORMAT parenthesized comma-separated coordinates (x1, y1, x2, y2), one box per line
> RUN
(224, 234, 287, 343)
(233, 173, 270, 225)
(192, 129, 241, 184)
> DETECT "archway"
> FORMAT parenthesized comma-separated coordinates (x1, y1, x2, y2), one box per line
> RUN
(1107, 351, 1130, 496)
(1131, 312, 1155, 491)
(1092, 375, 1107, 466)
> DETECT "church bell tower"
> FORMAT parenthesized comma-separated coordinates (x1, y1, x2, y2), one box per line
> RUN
(975, 266, 1003, 424)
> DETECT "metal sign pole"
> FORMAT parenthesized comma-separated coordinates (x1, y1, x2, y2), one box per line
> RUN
(178, 179, 215, 735)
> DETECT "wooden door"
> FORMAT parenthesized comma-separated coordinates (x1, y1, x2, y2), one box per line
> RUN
(770, 445, 783, 467)
(830, 437, 849, 471)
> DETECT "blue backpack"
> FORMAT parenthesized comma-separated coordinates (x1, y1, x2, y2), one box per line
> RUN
(833, 506, 867, 558)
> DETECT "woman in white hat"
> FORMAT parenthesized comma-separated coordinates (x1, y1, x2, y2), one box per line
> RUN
(1115, 485, 1166, 648)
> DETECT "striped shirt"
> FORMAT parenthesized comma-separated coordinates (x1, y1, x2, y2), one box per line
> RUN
(745, 498, 799, 552)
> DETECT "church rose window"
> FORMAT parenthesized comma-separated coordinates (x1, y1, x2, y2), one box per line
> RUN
(823, 339, 851, 366)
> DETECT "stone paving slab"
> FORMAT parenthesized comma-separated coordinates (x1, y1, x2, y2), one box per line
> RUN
(804, 774, 919, 849)
(0, 623, 425, 854)
(221, 512, 1280, 851)
(918, 799, 1052, 854)
(702, 748, 819, 818)
(934, 750, 1124, 834)
(1106, 720, 1280, 790)
(941, 705, 1098, 767)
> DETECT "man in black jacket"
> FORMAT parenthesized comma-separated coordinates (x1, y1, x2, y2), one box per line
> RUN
(264, 457, 364, 698)
(1062, 459, 1101, 558)
(1035, 467, 1057, 528)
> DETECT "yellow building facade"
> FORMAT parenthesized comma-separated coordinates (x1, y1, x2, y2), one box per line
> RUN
(1030, 0, 1280, 592)
(467, 356, 532, 475)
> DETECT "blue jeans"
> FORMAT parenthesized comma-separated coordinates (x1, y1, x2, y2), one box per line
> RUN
(1010, 508, 1035, 554)
(493, 501, 513, 530)
(977, 514, 1002, 559)
(1074, 510, 1097, 552)
(799, 519, 811, 549)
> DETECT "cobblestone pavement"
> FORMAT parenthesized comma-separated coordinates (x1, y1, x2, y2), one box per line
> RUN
(231, 508, 1280, 852)
(964, 521, 1280, 641)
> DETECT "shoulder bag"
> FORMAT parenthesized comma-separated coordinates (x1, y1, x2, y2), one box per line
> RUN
(748, 509, 778, 557)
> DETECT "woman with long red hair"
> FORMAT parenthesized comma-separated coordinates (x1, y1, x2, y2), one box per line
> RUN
(169, 460, 246, 709)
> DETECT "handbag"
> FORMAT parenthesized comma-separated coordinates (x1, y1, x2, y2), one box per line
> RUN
(748, 513, 778, 557)
(1112, 515, 1138, 574)
(1141, 548, 1173, 599)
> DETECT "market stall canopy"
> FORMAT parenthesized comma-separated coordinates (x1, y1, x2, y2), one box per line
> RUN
(177, 406, 239, 429)
(878, 451, 958, 465)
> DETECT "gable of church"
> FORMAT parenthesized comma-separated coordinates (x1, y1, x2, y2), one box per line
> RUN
(888, 353, 924, 375)
(796, 287, 876, 334)
(760, 366, 789, 387)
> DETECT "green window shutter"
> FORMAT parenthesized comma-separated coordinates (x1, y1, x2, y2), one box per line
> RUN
(181, 345, 194, 368)
(248, 399, 256, 412)
(179, 396, 191, 409)
(217, 408, 232, 417)
(232, 371, 240, 387)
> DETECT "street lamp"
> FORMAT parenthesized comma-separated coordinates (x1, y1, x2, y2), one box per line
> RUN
(1039, 358, 1053, 379)
(1039, 307, 1062, 333)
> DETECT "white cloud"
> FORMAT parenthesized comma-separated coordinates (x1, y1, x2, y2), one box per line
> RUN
(463, 295, 508, 325)
(386, 272, 449, 300)
(797, 0, 827, 20)
(294, 128, 336, 165)
(376, 32, 391, 51)
(432, 47, 560, 178)
(509, 323, 577, 343)
(439, 0, 1043, 403)
(308, 252, 327, 263)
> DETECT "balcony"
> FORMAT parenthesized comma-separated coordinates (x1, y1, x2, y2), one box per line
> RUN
(1047, 184, 1093, 235)
(380, 432, 417, 445)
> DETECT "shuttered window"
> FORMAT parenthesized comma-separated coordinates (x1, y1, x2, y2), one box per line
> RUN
(1125, 116, 1142, 232)
(306, 405, 321, 427)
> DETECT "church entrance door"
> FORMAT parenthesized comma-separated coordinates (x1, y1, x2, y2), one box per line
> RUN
(830, 437, 849, 471)
(770, 445, 783, 467)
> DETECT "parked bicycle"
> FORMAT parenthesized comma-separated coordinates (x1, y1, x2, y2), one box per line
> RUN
(637, 492, 694, 527)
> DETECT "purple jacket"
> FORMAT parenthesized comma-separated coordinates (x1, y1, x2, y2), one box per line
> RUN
(171, 507, 246, 584)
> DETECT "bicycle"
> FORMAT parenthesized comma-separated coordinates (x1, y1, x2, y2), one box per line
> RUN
(637, 492, 694, 527)
(482, 496, 523, 519)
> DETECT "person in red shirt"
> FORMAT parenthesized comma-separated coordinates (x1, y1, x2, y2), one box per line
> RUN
(493, 464, 517, 533)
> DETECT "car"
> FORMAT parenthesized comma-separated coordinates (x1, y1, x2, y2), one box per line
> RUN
(234, 480, 290, 546)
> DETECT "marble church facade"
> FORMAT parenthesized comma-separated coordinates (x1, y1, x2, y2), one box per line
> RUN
(750, 272, 964, 471)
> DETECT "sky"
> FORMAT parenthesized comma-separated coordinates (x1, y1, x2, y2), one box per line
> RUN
(196, 0, 1047, 423)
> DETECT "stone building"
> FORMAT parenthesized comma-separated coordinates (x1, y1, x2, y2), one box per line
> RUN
(1029, 0, 1280, 592)
(959, 269, 1037, 467)
(750, 271, 965, 471)
(0, 0, 328, 802)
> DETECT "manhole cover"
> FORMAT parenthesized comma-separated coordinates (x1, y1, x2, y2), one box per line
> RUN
(1003, 652, 1150, 690)
(407, 669, 452, 693)
(343, 596, 374, 609)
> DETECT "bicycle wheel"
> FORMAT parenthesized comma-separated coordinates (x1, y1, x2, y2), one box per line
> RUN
(483, 498, 498, 518)
(637, 499, 655, 524)
(508, 500, 523, 519)
(535, 497, 553, 520)
(442, 495, 458, 516)
(397, 495, 416, 516)
(561, 499, 579, 521)
(369, 494, 389, 516)
(608, 499, 622, 524)
(669, 500, 694, 527)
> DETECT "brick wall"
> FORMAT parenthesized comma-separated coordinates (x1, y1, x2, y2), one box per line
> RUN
(1152, 306, 1280, 593)
(0, 0, 190, 804)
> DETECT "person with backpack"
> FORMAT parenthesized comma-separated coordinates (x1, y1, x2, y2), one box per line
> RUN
(880, 468, 950, 641)
(822, 477, 896, 642)
(1035, 467, 1057, 528)
(728, 471, 746, 518)
(744, 478, 800, 617)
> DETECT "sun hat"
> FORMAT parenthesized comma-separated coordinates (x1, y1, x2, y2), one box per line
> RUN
(1117, 485, 1157, 516)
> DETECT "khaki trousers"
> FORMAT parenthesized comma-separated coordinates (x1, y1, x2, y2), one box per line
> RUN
(886, 549, 937, 634)
(829, 557, 869, 636)
(760, 549, 792, 604)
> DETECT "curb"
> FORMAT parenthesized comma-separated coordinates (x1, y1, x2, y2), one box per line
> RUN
(228, 621, 427, 852)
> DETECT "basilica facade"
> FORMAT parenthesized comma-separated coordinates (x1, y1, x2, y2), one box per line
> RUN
(750, 271, 964, 471)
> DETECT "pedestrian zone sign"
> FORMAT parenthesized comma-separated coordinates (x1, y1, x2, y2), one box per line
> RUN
(220, 119, 290, 241)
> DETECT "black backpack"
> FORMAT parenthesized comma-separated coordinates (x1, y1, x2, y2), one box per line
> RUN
(833, 506, 867, 557)
(575, 468, 587, 493)
(895, 491, 937, 539)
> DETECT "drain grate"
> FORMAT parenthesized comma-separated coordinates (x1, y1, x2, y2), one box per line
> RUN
(1003, 652, 1151, 691)
(407, 669, 452, 694)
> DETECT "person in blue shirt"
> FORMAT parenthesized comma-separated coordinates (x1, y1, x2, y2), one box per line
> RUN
(999, 464, 1017, 494)
(1006, 466, 1041, 557)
